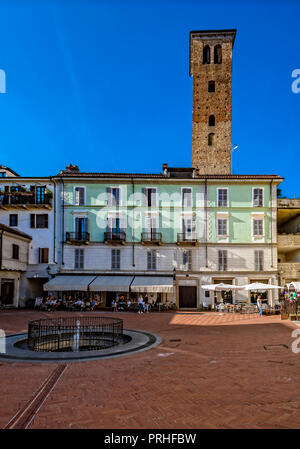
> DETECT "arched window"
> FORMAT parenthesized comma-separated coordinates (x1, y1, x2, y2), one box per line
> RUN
(208, 80, 215, 92)
(209, 115, 215, 126)
(208, 133, 215, 146)
(203, 45, 210, 64)
(214, 45, 222, 64)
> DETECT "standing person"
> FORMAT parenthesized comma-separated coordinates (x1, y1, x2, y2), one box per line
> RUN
(137, 295, 144, 314)
(257, 295, 262, 316)
(111, 299, 115, 312)
(144, 294, 149, 313)
(114, 297, 118, 312)
(127, 299, 131, 311)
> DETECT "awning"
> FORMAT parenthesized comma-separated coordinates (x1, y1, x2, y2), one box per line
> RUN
(89, 276, 134, 292)
(286, 282, 300, 291)
(131, 276, 174, 293)
(43, 276, 96, 292)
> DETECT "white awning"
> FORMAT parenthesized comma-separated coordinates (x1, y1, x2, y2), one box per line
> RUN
(286, 282, 300, 291)
(89, 276, 134, 292)
(43, 276, 96, 292)
(131, 276, 174, 293)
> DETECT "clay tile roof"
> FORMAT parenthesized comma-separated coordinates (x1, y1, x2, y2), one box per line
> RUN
(0, 223, 32, 240)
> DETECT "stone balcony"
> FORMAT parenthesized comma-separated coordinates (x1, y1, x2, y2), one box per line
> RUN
(277, 233, 300, 249)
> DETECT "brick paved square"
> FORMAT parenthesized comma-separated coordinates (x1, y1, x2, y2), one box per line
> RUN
(0, 310, 299, 429)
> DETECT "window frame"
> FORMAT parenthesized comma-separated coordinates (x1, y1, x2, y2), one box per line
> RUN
(147, 249, 157, 270)
(9, 214, 18, 227)
(111, 249, 121, 270)
(254, 250, 264, 271)
(74, 248, 84, 269)
(12, 244, 19, 260)
(74, 186, 86, 206)
(252, 187, 264, 208)
(181, 187, 193, 208)
(217, 188, 229, 207)
(252, 218, 264, 237)
(218, 250, 228, 271)
(217, 218, 228, 236)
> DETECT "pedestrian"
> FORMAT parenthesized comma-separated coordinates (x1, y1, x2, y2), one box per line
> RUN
(137, 295, 144, 314)
(127, 299, 131, 311)
(114, 297, 118, 312)
(257, 295, 262, 316)
(144, 294, 150, 313)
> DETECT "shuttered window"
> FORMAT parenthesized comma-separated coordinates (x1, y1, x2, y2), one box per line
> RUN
(39, 248, 49, 263)
(182, 188, 192, 208)
(254, 251, 264, 271)
(30, 214, 48, 228)
(74, 187, 85, 205)
(182, 250, 192, 271)
(218, 250, 228, 271)
(147, 250, 157, 270)
(75, 249, 84, 269)
(111, 249, 121, 269)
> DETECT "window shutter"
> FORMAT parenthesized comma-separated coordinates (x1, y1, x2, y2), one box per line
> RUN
(44, 214, 48, 228)
(188, 250, 192, 271)
(38, 248, 42, 263)
(151, 189, 157, 207)
(79, 188, 84, 205)
(30, 214, 35, 228)
(83, 217, 88, 233)
(142, 188, 147, 206)
(44, 248, 49, 263)
(107, 187, 112, 206)
(147, 250, 151, 269)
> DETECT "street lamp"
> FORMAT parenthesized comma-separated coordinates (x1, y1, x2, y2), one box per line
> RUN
(231, 143, 239, 174)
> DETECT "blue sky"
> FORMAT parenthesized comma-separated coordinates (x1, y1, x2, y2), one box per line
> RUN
(0, 0, 299, 197)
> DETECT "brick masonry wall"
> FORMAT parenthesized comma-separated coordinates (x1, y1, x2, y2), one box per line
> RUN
(191, 37, 233, 174)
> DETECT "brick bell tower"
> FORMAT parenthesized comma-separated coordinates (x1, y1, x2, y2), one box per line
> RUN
(189, 29, 236, 174)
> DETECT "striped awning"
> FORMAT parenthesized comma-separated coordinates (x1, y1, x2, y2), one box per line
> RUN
(131, 276, 174, 293)
(89, 276, 134, 292)
(43, 276, 96, 292)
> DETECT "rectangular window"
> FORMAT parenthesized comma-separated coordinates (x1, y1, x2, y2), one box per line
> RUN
(254, 250, 264, 271)
(107, 187, 121, 206)
(30, 214, 48, 229)
(111, 249, 121, 270)
(12, 244, 19, 260)
(218, 250, 228, 271)
(182, 188, 192, 208)
(217, 218, 228, 236)
(146, 188, 157, 207)
(147, 250, 157, 270)
(9, 214, 18, 227)
(253, 219, 264, 236)
(0, 172, 6, 177)
(217, 189, 228, 207)
(39, 248, 49, 263)
(75, 217, 88, 236)
(253, 188, 264, 207)
(182, 250, 192, 271)
(74, 187, 85, 206)
(75, 249, 84, 269)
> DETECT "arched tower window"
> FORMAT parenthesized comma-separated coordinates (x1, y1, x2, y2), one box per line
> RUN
(208, 81, 215, 92)
(209, 115, 215, 126)
(203, 45, 210, 64)
(208, 133, 215, 146)
(214, 45, 222, 64)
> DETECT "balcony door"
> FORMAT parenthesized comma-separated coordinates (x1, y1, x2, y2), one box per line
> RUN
(182, 218, 195, 239)
(75, 217, 88, 238)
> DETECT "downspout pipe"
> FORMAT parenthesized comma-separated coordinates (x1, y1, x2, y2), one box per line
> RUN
(131, 177, 135, 267)
(62, 179, 65, 266)
(50, 176, 57, 265)
(270, 179, 274, 268)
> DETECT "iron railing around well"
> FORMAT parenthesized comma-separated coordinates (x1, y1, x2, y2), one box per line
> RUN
(28, 316, 123, 352)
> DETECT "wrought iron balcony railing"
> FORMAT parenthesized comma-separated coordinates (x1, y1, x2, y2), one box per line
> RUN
(177, 232, 198, 244)
(0, 193, 52, 207)
(141, 232, 162, 243)
(66, 232, 90, 243)
(104, 231, 126, 243)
